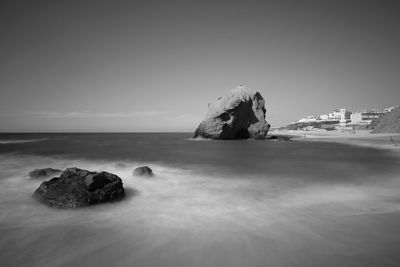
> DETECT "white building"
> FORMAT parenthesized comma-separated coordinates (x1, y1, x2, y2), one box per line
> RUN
(296, 108, 352, 125)
(350, 109, 385, 124)
(298, 116, 318, 123)
(328, 109, 351, 122)
(319, 114, 329, 120)
(384, 105, 399, 113)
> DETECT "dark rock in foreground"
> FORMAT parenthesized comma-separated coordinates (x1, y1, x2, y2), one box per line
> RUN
(29, 168, 63, 179)
(133, 166, 154, 177)
(33, 167, 125, 208)
(193, 86, 270, 140)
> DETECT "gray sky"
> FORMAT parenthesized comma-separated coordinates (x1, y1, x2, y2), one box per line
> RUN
(1, 0, 400, 132)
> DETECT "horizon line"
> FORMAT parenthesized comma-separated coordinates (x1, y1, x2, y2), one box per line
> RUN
(0, 131, 195, 134)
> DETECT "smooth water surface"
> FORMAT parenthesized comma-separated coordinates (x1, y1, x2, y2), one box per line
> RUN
(1, 133, 400, 267)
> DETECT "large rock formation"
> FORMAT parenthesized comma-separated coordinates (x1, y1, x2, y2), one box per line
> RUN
(33, 167, 125, 208)
(372, 107, 400, 133)
(29, 168, 62, 179)
(193, 86, 270, 139)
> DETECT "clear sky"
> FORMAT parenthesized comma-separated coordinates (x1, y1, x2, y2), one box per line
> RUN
(1, 0, 400, 132)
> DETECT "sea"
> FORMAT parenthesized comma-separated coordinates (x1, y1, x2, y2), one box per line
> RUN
(1, 133, 400, 267)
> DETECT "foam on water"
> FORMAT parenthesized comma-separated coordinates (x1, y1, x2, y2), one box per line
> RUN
(0, 138, 47, 144)
(1, 152, 400, 267)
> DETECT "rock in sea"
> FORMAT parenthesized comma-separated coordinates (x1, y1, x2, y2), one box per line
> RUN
(268, 135, 291, 141)
(193, 86, 270, 139)
(29, 168, 62, 179)
(133, 166, 154, 177)
(33, 167, 125, 208)
(115, 163, 127, 169)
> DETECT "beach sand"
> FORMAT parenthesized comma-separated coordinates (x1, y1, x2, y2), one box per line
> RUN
(273, 130, 400, 151)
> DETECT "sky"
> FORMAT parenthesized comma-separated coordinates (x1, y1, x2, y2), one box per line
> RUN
(1, 0, 400, 132)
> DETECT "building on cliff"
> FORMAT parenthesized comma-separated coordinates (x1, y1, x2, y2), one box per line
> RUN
(350, 107, 397, 125)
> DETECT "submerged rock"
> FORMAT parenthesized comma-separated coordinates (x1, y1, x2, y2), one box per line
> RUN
(29, 168, 62, 179)
(193, 86, 270, 139)
(33, 167, 125, 208)
(115, 163, 127, 169)
(133, 166, 154, 177)
(268, 135, 291, 141)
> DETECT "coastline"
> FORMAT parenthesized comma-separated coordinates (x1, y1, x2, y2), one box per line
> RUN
(2, 133, 400, 266)
(272, 129, 400, 151)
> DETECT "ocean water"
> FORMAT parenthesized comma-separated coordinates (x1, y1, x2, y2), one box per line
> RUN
(1, 133, 400, 267)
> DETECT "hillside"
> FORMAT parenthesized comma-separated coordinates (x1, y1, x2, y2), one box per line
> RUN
(372, 108, 400, 133)
(281, 120, 338, 131)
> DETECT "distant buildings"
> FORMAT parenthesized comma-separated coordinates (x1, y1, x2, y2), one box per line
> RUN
(297, 108, 351, 124)
(328, 109, 351, 122)
(350, 106, 399, 125)
(384, 106, 399, 113)
(350, 109, 384, 125)
(319, 114, 329, 120)
(294, 106, 399, 129)
(298, 116, 318, 123)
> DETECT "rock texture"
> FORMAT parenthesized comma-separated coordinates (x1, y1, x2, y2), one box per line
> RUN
(193, 86, 270, 139)
(133, 166, 154, 177)
(372, 108, 400, 133)
(33, 167, 125, 208)
(29, 168, 62, 179)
